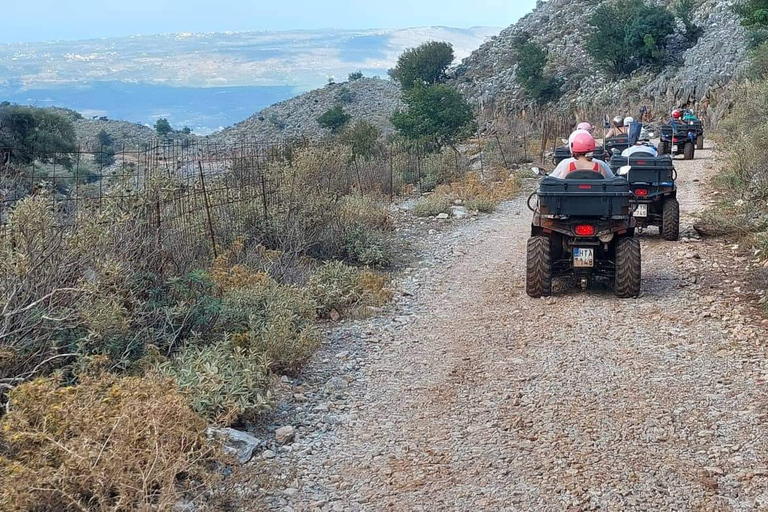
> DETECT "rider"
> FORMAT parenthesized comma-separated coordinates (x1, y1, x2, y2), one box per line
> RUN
(550, 130, 615, 179)
(623, 116, 635, 132)
(577, 122, 594, 134)
(605, 116, 625, 138)
(622, 126, 658, 157)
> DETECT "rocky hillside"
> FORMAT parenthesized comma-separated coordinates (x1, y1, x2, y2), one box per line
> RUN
(209, 78, 402, 144)
(73, 118, 158, 149)
(454, 0, 748, 117)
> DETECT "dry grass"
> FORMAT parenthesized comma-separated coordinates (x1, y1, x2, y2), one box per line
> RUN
(0, 373, 217, 511)
(413, 172, 524, 216)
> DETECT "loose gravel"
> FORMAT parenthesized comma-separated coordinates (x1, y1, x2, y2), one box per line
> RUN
(258, 145, 768, 512)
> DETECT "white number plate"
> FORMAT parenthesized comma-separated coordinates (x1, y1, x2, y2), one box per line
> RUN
(573, 248, 594, 268)
(635, 204, 648, 217)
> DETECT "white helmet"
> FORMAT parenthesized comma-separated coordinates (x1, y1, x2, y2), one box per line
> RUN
(623, 117, 635, 127)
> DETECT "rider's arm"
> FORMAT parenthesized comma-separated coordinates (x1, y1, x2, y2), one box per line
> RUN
(597, 160, 616, 179)
(549, 160, 571, 179)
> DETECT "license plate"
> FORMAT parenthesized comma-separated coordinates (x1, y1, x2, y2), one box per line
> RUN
(573, 248, 594, 268)
(635, 204, 648, 217)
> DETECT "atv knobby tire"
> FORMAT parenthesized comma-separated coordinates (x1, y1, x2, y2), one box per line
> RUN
(683, 141, 695, 160)
(658, 141, 671, 156)
(615, 237, 641, 298)
(662, 197, 680, 241)
(696, 136, 704, 150)
(526, 236, 552, 298)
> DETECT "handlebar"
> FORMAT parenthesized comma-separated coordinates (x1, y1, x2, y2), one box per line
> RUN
(527, 192, 538, 212)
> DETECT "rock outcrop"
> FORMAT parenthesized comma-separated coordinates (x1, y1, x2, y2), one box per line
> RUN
(454, 0, 748, 116)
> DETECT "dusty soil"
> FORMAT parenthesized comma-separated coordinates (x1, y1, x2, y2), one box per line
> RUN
(259, 145, 768, 511)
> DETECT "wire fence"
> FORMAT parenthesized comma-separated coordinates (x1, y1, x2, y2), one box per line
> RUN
(0, 138, 504, 272)
(0, 112, 633, 272)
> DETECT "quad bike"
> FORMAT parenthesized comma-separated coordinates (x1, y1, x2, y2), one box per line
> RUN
(553, 145, 605, 166)
(609, 152, 680, 241)
(604, 135, 630, 156)
(659, 121, 697, 160)
(612, 152, 680, 239)
(526, 168, 641, 298)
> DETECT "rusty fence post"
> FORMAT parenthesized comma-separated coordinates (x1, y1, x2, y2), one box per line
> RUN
(197, 158, 218, 259)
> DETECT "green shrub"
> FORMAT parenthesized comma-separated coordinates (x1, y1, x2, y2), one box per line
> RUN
(348, 71, 364, 81)
(220, 278, 320, 374)
(309, 261, 392, 318)
(163, 343, 273, 423)
(343, 225, 392, 266)
(413, 193, 452, 217)
(513, 36, 563, 104)
(341, 120, 382, 159)
(586, 0, 676, 75)
(317, 105, 351, 134)
(336, 86, 355, 104)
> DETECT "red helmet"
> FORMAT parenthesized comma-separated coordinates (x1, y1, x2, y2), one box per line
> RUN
(569, 130, 596, 155)
(577, 122, 594, 133)
(672, 109, 682, 119)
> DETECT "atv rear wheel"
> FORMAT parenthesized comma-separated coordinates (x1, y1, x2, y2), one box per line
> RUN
(526, 236, 552, 298)
(615, 238, 641, 298)
(658, 141, 671, 155)
(683, 141, 695, 160)
(662, 197, 680, 241)
(696, 136, 704, 150)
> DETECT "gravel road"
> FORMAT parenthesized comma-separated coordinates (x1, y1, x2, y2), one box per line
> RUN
(264, 145, 768, 511)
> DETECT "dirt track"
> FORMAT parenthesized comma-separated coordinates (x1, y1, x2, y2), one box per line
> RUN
(272, 145, 768, 511)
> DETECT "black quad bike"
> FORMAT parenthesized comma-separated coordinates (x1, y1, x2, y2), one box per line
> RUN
(526, 169, 641, 298)
(553, 145, 605, 166)
(604, 134, 631, 156)
(609, 152, 680, 241)
(659, 121, 698, 160)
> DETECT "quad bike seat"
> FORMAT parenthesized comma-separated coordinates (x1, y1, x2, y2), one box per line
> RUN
(566, 170, 605, 179)
(538, 176, 633, 217)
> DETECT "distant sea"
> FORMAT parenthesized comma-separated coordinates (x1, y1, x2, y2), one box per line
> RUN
(0, 81, 300, 135)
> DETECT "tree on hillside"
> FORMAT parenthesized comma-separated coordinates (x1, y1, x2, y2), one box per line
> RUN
(734, 0, 768, 46)
(674, 0, 703, 44)
(94, 129, 115, 167)
(587, 0, 676, 75)
(513, 36, 563, 104)
(348, 71, 364, 81)
(317, 105, 351, 134)
(0, 104, 77, 167)
(389, 41, 454, 90)
(155, 118, 173, 138)
(391, 83, 476, 149)
(735, 0, 768, 28)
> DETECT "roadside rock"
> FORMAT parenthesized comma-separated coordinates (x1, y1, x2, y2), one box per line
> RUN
(275, 426, 296, 445)
(207, 427, 263, 464)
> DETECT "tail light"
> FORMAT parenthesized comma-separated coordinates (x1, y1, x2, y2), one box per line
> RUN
(634, 188, 649, 197)
(574, 224, 596, 236)
(578, 184, 592, 190)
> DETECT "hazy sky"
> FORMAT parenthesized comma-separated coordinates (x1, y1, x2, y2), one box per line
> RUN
(4, 0, 536, 43)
